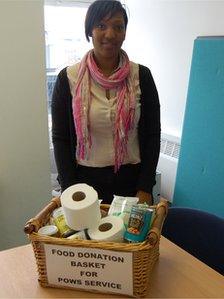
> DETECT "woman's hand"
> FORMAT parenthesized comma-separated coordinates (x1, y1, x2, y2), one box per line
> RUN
(136, 190, 153, 205)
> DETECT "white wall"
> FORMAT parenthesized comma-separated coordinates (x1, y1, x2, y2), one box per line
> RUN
(0, 1, 51, 250)
(125, 0, 224, 138)
(124, 0, 224, 200)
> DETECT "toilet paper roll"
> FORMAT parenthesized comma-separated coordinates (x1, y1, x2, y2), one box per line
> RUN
(61, 183, 101, 230)
(88, 215, 125, 242)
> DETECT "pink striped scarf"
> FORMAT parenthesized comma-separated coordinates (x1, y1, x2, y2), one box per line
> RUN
(73, 49, 136, 172)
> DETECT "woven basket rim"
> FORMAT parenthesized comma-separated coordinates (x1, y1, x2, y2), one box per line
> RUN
(25, 198, 168, 250)
(29, 231, 154, 251)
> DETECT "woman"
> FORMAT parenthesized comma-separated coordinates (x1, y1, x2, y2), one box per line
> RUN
(52, 0, 160, 205)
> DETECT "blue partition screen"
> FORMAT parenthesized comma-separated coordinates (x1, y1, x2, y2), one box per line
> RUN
(173, 37, 224, 218)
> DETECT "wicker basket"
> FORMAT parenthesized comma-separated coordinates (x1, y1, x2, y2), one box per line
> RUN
(24, 198, 168, 297)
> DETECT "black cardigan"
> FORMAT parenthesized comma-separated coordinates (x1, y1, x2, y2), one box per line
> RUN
(51, 64, 160, 193)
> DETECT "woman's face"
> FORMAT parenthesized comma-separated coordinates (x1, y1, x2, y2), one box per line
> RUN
(91, 12, 126, 61)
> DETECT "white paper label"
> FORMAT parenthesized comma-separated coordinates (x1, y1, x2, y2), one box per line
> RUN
(44, 244, 133, 296)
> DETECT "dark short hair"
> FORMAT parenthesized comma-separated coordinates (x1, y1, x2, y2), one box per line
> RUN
(85, 0, 128, 42)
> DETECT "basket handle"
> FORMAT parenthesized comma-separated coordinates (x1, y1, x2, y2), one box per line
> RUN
(24, 197, 61, 234)
(147, 199, 168, 246)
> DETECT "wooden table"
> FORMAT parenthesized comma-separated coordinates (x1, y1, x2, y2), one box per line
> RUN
(0, 236, 223, 298)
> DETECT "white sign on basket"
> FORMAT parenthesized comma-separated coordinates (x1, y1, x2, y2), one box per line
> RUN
(44, 244, 133, 296)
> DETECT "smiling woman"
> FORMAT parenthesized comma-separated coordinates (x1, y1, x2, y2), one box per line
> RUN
(90, 12, 126, 75)
(51, 0, 161, 205)
(44, 2, 127, 191)
(85, 1, 127, 73)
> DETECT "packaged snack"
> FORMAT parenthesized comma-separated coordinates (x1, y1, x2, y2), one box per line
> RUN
(108, 195, 139, 227)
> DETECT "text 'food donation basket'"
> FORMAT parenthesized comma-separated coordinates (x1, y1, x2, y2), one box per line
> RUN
(24, 197, 168, 298)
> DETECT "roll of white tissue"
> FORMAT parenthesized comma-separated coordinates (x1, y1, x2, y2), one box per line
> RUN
(88, 215, 125, 242)
(61, 183, 101, 230)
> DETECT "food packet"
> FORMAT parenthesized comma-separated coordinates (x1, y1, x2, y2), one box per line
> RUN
(108, 195, 139, 227)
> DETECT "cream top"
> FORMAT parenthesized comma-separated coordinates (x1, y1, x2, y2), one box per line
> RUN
(67, 62, 141, 167)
